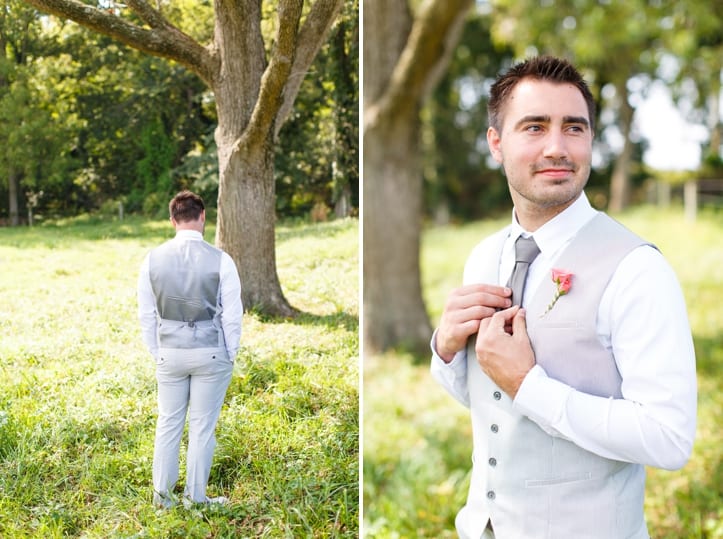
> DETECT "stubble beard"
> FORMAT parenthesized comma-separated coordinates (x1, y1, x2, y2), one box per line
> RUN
(503, 160, 590, 210)
(517, 181, 585, 212)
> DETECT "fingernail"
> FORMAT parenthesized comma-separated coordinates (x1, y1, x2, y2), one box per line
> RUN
(504, 287, 511, 295)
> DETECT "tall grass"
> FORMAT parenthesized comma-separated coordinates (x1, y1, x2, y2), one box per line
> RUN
(0, 216, 359, 538)
(364, 206, 723, 538)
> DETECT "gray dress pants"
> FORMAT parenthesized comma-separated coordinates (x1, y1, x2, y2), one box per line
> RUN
(152, 348, 233, 504)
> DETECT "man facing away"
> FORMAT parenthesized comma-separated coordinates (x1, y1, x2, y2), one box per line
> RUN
(138, 190, 242, 508)
(431, 57, 697, 538)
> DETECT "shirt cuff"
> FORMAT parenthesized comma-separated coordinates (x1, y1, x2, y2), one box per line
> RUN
(514, 364, 574, 429)
(430, 330, 467, 379)
(430, 329, 471, 408)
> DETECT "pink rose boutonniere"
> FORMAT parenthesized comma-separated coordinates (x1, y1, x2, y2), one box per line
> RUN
(541, 268, 573, 317)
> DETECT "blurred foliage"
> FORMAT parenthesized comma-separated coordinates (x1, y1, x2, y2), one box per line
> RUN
(422, 0, 722, 222)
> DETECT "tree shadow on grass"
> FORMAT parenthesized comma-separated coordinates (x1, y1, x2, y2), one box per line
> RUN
(275, 218, 356, 242)
(249, 309, 358, 333)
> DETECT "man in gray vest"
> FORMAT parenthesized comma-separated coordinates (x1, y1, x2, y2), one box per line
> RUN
(138, 190, 242, 508)
(431, 57, 696, 538)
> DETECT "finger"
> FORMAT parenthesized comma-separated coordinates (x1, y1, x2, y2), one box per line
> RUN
(488, 305, 520, 332)
(456, 283, 510, 294)
(448, 291, 508, 312)
(480, 292, 513, 310)
(512, 308, 527, 337)
(437, 317, 482, 358)
(444, 299, 505, 325)
(478, 316, 491, 334)
(475, 317, 492, 349)
(455, 292, 512, 313)
(469, 283, 512, 298)
(440, 306, 482, 330)
(458, 304, 501, 322)
(451, 284, 512, 302)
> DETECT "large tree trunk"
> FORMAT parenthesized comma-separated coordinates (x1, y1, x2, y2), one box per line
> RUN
(216, 135, 294, 316)
(211, 0, 294, 317)
(211, 0, 341, 317)
(363, 0, 471, 354)
(608, 81, 634, 212)
(364, 110, 430, 352)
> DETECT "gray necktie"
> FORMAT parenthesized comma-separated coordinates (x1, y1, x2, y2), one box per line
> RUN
(507, 236, 540, 307)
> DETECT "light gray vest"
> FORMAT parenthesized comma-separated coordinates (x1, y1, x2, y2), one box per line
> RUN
(149, 238, 226, 351)
(459, 213, 653, 539)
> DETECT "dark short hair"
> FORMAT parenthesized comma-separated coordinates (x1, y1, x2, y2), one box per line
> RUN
(169, 190, 205, 222)
(488, 56, 595, 133)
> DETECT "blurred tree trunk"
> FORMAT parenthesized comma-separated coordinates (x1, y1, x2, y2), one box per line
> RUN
(23, 0, 342, 317)
(8, 170, 19, 226)
(706, 75, 721, 160)
(363, 0, 471, 354)
(331, 8, 358, 218)
(608, 80, 634, 212)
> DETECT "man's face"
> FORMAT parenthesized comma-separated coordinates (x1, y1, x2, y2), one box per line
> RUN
(487, 79, 593, 214)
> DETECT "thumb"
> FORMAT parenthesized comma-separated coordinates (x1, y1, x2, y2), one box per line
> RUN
(512, 308, 528, 337)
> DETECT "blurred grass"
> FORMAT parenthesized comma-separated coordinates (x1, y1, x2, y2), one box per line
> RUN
(0, 215, 359, 538)
(363, 206, 723, 538)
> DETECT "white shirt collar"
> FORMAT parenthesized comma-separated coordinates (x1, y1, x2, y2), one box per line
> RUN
(509, 192, 598, 258)
(174, 229, 204, 241)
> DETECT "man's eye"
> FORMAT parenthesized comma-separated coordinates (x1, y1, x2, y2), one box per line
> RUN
(525, 125, 542, 132)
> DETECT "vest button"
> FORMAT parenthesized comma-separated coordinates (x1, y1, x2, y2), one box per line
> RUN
(487, 490, 496, 500)
(488, 457, 497, 467)
(493, 391, 502, 400)
(490, 424, 499, 433)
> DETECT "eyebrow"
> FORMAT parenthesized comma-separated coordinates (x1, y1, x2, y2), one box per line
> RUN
(563, 116, 590, 128)
(514, 115, 590, 129)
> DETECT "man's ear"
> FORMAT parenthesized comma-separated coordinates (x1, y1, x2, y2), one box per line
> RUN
(487, 126, 503, 164)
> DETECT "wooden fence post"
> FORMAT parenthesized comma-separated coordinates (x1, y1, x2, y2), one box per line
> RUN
(684, 180, 697, 222)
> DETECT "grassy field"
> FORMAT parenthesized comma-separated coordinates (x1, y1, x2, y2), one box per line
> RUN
(364, 206, 723, 538)
(0, 216, 359, 538)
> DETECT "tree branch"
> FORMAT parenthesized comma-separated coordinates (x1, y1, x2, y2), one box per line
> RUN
(364, 0, 472, 130)
(238, 0, 303, 151)
(274, 0, 343, 137)
(123, 0, 170, 29)
(22, 0, 217, 85)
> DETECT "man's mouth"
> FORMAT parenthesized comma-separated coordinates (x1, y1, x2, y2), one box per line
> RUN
(535, 168, 573, 179)
(532, 161, 577, 178)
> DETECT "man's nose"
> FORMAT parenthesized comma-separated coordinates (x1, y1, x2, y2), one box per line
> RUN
(543, 130, 569, 159)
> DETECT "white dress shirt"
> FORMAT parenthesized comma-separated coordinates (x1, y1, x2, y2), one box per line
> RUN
(431, 193, 697, 470)
(137, 230, 243, 361)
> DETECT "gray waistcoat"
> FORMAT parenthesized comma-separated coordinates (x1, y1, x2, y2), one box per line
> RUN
(149, 238, 226, 350)
(459, 213, 653, 539)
